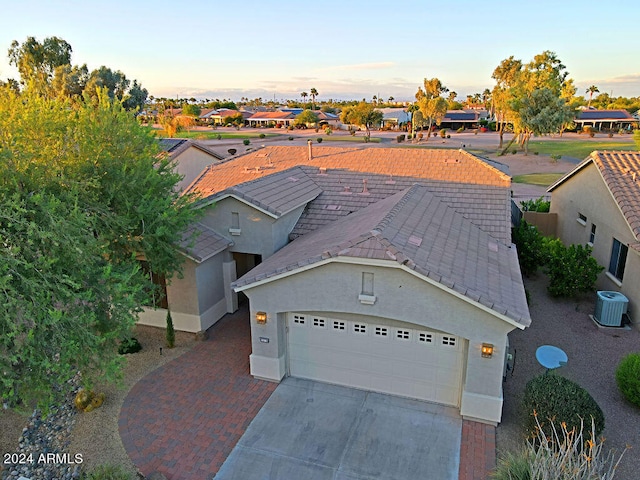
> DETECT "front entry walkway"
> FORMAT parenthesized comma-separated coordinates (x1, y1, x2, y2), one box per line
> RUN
(119, 307, 495, 479)
(118, 307, 277, 479)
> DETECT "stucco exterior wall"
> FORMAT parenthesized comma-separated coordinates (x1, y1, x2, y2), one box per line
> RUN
(239, 260, 519, 424)
(174, 147, 221, 191)
(550, 164, 639, 323)
(200, 198, 305, 258)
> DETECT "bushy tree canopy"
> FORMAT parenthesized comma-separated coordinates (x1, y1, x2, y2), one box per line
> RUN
(0, 87, 199, 409)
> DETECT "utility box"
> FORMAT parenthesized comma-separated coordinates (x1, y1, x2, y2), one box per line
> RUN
(594, 291, 628, 327)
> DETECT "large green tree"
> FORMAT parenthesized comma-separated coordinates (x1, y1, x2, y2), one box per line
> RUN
(295, 109, 319, 127)
(340, 101, 383, 138)
(0, 87, 199, 410)
(415, 78, 448, 141)
(8, 36, 72, 86)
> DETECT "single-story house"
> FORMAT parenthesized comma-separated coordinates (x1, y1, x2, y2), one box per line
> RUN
(439, 110, 481, 130)
(246, 111, 297, 127)
(202, 108, 246, 126)
(378, 108, 411, 129)
(158, 139, 224, 191)
(548, 151, 640, 325)
(138, 145, 530, 425)
(575, 109, 637, 131)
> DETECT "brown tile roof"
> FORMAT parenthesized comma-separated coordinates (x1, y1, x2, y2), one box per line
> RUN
(179, 223, 232, 263)
(186, 146, 511, 199)
(159, 138, 224, 160)
(233, 185, 530, 326)
(248, 111, 297, 120)
(549, 150, 640, 240)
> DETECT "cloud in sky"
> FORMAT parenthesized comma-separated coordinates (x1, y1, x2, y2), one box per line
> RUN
(319, 62, 396, 72)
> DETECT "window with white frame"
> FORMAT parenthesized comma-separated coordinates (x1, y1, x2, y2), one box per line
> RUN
(608, 238, 628, 281)
(577, 213, 587, 225)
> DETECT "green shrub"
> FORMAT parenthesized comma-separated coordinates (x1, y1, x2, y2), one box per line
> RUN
(512, 221, 546, 276)
(439, 128, 447, 138)
(82, 464, 133, 480)
(396, 134, 405, 143)
(544, 241, 603, 297)
(325, 126, 332, 135)
(243, 139, 250, 145)
(316, 137, 323, 143)
(259, 133, 265, 138)
(550, 153, 562, 162)
(616, 353, 640, 407)
(288, 136, 294, 141)
(117, 337, 141, 355)
(521, 373, 605, 439)
(512, 149, 517, 154)
(446, 134, 451, 138)
(216, 134, 222, 140)
(166, 310, 175, 348)
(492, 450, 531, 480)
(520, 197, 550, 213)
(456, 126, 464, 133)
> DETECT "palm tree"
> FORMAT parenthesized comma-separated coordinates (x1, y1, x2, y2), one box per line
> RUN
(310, 88, 318, 110)
(301, 91, 308, 107)
(586, 85, 599, 108)
(388, 96, 394, 105)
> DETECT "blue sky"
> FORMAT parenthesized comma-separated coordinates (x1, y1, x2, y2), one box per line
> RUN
(1, 0, 639, 102)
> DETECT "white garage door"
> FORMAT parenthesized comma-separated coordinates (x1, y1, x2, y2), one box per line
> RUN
(287, 313, 465, 407)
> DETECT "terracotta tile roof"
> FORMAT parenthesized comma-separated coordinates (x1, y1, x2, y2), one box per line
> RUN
(186, 146, 511, 199)
(247, 111, 297, 120)
(549, 151, 640, 240)
(233, 185, 530, 326)
(179, 222, 232, 263)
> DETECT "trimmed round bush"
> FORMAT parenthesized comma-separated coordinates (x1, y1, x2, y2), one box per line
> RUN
(243, 139, 250, 145)
(259, 133, 265, 138)
(616, 353, 640, 407)
(118, 337, 142, 355)
(521, 373, 604, 438)
(316, 137, 323, 143)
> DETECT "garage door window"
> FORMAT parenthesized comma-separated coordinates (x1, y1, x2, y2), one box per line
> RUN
(374, 326, 389, 337)
(332, 320, 346, 331)
(441, 335, 457, 347)
(396, 329, 411, 341)
(312, 317, 326, 329)
(353, 323, 367, 334)
(417, 332, 434, 344)
(293, 314, 306, 325)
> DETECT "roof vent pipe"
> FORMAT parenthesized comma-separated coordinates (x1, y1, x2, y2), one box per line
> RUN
(308, 139, 313, 161)
(362, 178, 369, 194)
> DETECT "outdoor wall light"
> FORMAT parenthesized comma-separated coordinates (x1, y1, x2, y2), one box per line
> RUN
(256, 311, 267, 324)
(481, 343, 494, 358)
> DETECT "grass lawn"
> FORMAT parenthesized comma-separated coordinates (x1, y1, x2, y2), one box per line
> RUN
(512, 173, 565, 186)
(158, 130, 281, 140)
(526, 138, 636, 159)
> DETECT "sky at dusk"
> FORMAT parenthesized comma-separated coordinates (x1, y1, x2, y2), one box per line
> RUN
(1, 0, 639, 102)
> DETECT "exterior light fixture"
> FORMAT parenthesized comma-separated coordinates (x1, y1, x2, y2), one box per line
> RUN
(481, 343, 494, 358)
(256, 311, 267, 324)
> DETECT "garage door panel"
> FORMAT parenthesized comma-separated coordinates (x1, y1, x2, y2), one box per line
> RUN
(288, 314, 464, 407)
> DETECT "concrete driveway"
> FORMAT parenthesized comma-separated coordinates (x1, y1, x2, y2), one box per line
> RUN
(213, 377, 462, 480)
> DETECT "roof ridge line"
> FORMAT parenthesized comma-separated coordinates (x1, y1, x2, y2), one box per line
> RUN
(373, 185, 419, 232)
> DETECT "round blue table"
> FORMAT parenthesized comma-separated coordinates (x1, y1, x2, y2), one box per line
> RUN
(536, 345, 568, 371)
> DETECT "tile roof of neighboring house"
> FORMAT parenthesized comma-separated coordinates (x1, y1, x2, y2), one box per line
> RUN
(159, 138, 224, 160)
(549, 150, 640, 245)
(233, 185, 530, 327)
(247, 111, 297, 120)
(203, 166, 323, 218)
(576, 110, 635, 121)
(179, 222, 233, 263)
(199, 108, 217, 118)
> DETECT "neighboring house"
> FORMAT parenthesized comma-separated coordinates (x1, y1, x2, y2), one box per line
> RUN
(203, 108, 245, 126)
(548, 151, 640, 324)
(246, 111, 297, 127)
(575, 109, 637, 131)
(439, 110, 480, 130)
(378, 108, 411, 129)
(158, 139, 224, 191)
(315, 110, 340, 128)
(139, 145, 530, 425)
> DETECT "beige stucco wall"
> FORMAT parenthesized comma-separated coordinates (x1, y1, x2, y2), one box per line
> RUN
(550, 164, 639, 323)
(200, 198, 305, 259)
(174, 147, 221, 191)
(239, 259, 521, 424)
(137, 253, 229, 332)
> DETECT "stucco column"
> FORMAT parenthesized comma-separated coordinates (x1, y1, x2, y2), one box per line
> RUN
(223, 260, 238, 313)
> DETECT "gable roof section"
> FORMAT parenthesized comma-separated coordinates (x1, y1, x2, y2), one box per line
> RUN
(211, 166, 323, 217)
(549, 151, 640, 243)
(233, 185, 530, 327)
(247, 111, 297, 120)
(179, 222, 232, 263)
(159, 138, 224, 160)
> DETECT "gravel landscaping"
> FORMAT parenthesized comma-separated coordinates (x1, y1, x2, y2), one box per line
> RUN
(1, 326, 195, 480)
(497, 273, 640, 480)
